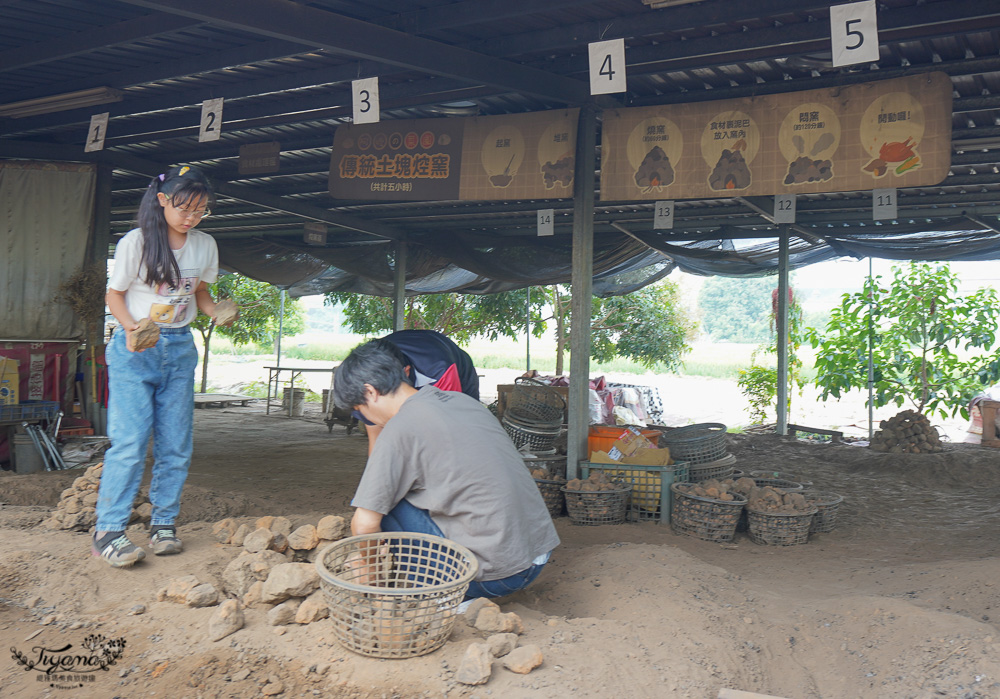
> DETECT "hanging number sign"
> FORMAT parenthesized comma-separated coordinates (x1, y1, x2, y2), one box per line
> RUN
(774, 194, 797, 224)
(352, 77, 380, 124)
(873, 188, 897, 220)
(537, 209, 554, 237)
(588, 38, 627, 95)
(84, 112, 110, 152)
(199, 98, 224, 142)
(830, 1, 880, 68)
(653, 200, 675, 230)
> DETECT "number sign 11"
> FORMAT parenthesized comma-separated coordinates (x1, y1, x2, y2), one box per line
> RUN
(588, 38, 627, 95)
(873, 188, 897, 220)
(199, 98, 224, 142)
(774, 194, 796, 224)
(830, 1, 880, 68)
(84, 112, 110, 152)
(353, 77, 380, 124)
(653, 200, 675, 230)
(537, 209, 555, 237)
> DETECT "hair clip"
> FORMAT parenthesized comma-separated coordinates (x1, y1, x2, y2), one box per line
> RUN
(158, 173, 166, 182)
(178, 166, 190, 177)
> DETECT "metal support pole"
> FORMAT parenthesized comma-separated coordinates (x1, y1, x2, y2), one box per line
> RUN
(276, 290, 286, 367)
(775, 226, 790, 436)
(393, 241, 408, 332)
(867, 256, 875, 440)
(567, 104, 598, 480)
(525, 286, 531, 372)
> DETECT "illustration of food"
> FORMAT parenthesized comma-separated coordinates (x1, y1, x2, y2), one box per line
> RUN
(633, 146, 675, 191)
(626, 117, 683, 194)
(708, 141, 752, 191)
(778, 104, 841, 186)
(481, 125, 525, 189)
(541, 154, 574, 189)
(859, 92, 924, 179)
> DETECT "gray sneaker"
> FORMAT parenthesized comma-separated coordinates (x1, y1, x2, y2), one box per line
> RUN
(92, 532, 146, 568)
(149, 527, 183, 555)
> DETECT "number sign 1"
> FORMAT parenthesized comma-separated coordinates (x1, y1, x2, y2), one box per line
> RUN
(199, 98, 224, 143)
(352, 77, 380, 124)
(830, 1, 880, 68)
(84, 112, 110, 152)
(873, 188, 897, 220)
(774, 194, 796, 224)
(653, 200, 675, 230)
(588, 38, 627, 95)
(537, 209, 555, 237)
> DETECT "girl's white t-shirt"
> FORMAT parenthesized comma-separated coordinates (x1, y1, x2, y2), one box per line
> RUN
(107, 227, 219, 328)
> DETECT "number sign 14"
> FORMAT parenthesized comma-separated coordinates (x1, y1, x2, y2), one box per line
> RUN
(873, 188, 897, 220)
(588, 38, 627, 95)
(353, 77, 380, 125)
(830, 1, 880, 68)
(774, 194, 796, 224)
(653, 200, 675, 230)
(199, 98, 224, 142)
(84, 112, 110, 152)
(537, 209, 555, 237)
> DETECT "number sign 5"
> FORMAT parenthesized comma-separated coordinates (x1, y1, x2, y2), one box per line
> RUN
(830, 1, 880, 67)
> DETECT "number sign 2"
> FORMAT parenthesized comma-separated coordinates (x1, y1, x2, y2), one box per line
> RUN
(199, 98, 224, 143)
(84, 112, 110, 152)
(352, 77, 380, 125)
(537, 209, 555, 237)
(588, 39, 627, 95)
(774, 194, 796, 224)
(830, 1, 880, 67)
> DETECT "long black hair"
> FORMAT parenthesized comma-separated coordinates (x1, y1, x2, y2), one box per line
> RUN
(136, 164, 214, 287)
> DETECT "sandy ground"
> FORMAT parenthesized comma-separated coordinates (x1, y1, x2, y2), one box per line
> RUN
(0, 380, 997, 699)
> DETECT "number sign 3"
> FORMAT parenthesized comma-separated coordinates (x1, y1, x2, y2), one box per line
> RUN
(353, 78, 380, 124)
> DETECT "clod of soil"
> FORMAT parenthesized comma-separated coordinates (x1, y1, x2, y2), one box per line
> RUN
(869, 409, 943, 453)
(131, 317, 160, 350)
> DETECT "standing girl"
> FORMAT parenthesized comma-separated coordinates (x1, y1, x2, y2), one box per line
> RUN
(93, 164, 232, 568)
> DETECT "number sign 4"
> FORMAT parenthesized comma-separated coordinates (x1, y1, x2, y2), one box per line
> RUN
(588, 39, 627, 95)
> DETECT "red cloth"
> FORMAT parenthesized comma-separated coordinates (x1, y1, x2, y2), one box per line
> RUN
(432, 363, 462, 393)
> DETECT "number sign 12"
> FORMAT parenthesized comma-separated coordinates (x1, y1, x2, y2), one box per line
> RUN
(537, 209, 555, 237)
(873, 188, 897, 220)
(653, 200, 675, 230)
(774, 194, 796, 224)
(352, 77, 380, 125)
(588, 38, 627, 95)
(84, 112, 110, 152)
(199, 98, 224, 143)
(830, 1, 880, 68)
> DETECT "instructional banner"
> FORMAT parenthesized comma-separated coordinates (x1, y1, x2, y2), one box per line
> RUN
(599, 72, 952, 201)
(329, 109, 578, 201)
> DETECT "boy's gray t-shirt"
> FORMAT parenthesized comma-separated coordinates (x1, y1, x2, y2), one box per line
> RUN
(351, 386, 560, 580)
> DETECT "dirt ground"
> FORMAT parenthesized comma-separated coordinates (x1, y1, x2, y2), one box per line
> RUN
(1, 399, 999, 699)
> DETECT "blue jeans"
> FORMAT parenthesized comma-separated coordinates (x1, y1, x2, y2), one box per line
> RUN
(381, 499, 549, 600)
(96, 327, 198, 532)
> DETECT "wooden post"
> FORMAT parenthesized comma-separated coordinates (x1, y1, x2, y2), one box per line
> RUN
(393, 241, 408, 332)
(566, 103, 598, 480)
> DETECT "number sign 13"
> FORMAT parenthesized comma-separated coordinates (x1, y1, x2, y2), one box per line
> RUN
(588, 38, 627, 95)
(830, 1, 880, 68)
(84, 112, 110, 152)
(653, 201, 674, 230)
(200, 98, 224, 143)
(537, 209, 555, 237)
(353, 77, 380, 125)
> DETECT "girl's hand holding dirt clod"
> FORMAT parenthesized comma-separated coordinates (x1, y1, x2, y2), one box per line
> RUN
(127, 318, 160, 353)
(212, 299, 239, 327)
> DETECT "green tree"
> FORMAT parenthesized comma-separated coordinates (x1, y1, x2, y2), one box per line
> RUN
(326, 281, 694, 374)
(192, 274, 305, 392)
(697, 276, 776, 343)
(805, 262, 1000, 420)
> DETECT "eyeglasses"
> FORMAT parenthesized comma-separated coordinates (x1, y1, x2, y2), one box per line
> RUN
(165, 196, 211, 219)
